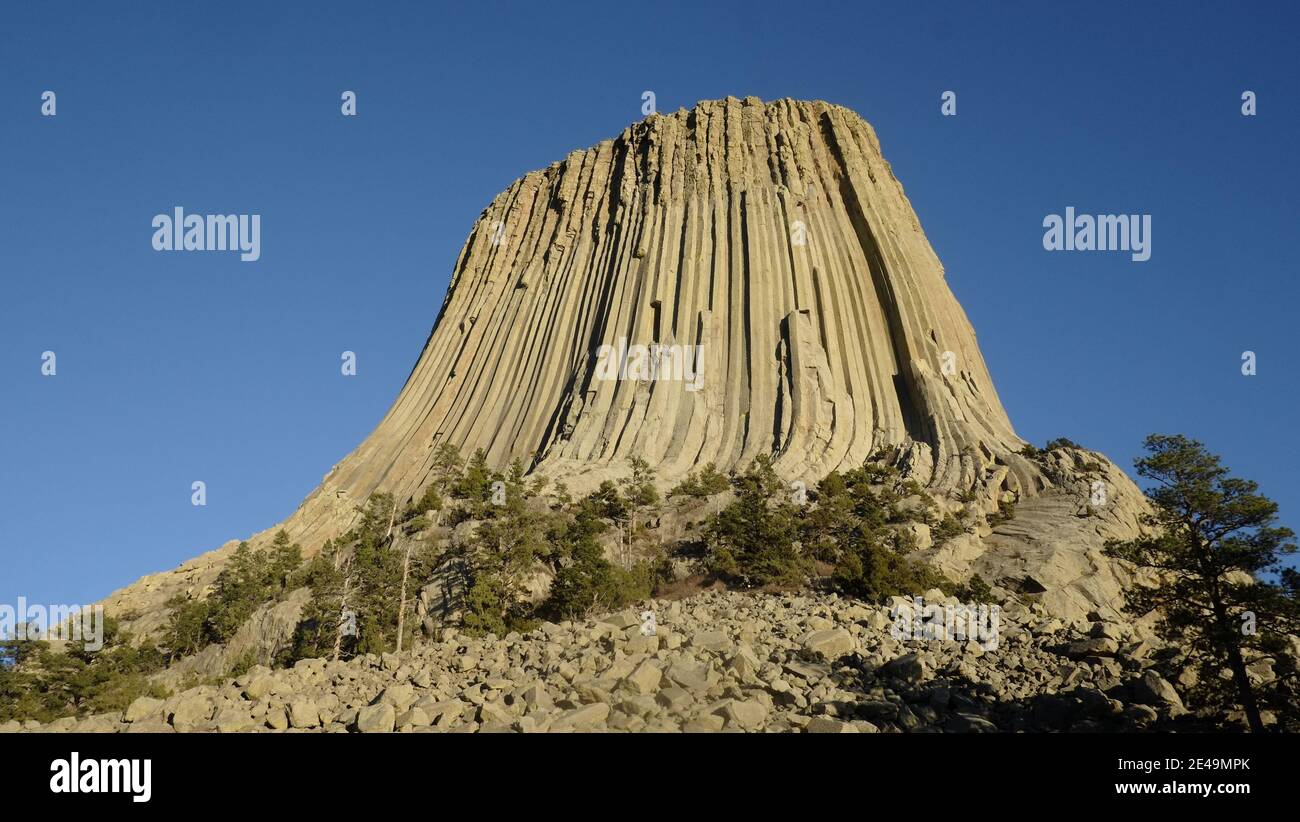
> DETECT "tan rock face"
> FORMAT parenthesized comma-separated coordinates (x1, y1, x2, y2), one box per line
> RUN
(296, 96, 1028, 538)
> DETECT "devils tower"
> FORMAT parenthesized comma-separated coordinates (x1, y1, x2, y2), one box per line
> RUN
(291, 97, 1036, 539)
(100, 97, 1152, 642)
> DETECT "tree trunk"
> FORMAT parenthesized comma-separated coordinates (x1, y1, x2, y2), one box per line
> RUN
(332, 568, 352, 663)
(1196, 530, 1266, 733)
(1213, 598, 1265, 732)
(396, 538, 412, 654)
(1226, 641, 1265, 733)
(384, 499, 397, 542)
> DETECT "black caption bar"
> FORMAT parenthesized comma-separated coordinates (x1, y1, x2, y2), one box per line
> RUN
(2, 732, 1287, 811)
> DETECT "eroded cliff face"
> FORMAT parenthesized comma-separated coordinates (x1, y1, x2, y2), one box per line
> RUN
(98, 98, 1153, 635)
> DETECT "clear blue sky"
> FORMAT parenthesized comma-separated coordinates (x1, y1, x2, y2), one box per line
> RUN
(2, 1, 1297, 608)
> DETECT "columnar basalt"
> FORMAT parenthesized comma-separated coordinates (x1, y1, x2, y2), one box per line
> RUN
(305, 97, 1038, 530)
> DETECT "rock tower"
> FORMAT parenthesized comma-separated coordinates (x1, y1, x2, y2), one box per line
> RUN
(101, 98, 1153, 634)
(314, 97, 1035, 519)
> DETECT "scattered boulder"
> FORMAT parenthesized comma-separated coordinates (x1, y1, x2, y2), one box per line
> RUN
(1131, 672, 1185, 711)
(622, 660, 663, 695)
(688, 630, 731, 652)
(124, 696, 165, 724)
(553, 703, 610, 730)
(265, 705, 289, 731)
(880, 652, 927, 684)
(169, 694, 213, 730)
(375, 683, 416, 710)
(243, 674, 277, 700)
(287, 698, 321, 729)
(214, 705, 253, 733)
(1067, 637, 1119, 658)
(356, 703, 396, 733)
(802, 628, 855, 659)
(716, 700, 767, 729)
(805, 717, 858, 733)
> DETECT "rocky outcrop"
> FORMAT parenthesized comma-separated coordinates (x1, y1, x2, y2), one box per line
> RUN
(94, 97, 1153, 638)
(920, 447, 1161, 625)
(151, 587, 310, 691)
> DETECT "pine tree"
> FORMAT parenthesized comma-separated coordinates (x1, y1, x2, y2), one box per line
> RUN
(287, 539, 349, 663)
(288, 497, 402, 663)
(705, 455, 805, 587)
(349, 494, 404, 655)
(206, 542, 264, 642)
(430, 442, 465, 498)
(460, 460, 548, 636)
(162, 530, 304, 660)
(455, 449, 495, 518)
(587, 480, 628, 566)
(621, 456, 660, 567)
(1, 617, 165, 722)
(267, 530, 303, 593)
(396, 445, 465, 648)
(670, 462, 730, 498)
(162, 595, 210, 659)
(543, 505, 652, 620)
(1104, 434, 1299, 732)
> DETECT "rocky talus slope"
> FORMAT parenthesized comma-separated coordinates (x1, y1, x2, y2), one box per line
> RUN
(13, 590, 1272, 734)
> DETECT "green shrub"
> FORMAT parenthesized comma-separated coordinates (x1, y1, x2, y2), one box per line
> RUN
(452, 449, 497, 520)
(162, 595, 210, 658)
(545, 542, 654, 621)
(955, 573, 995, 603)
(831, 544, 952, 604)
(285, 495, 428, 663)
(461, 573, 511, 638)
(284, 539, 349, 664)
(406, 486, 442, 520)
(862, 461, 899, 484)
(457, 463, 552, 637)
(1044, 437, 1082, 452)
(987, 498, 1016, 527)
(670, 463, 731, 498)
(933, 512, 968, 545)
(225, 648, 260, 678)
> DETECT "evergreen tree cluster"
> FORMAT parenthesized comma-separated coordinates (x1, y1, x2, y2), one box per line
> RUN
(0, 616, 166, 723)
(286, 494, 432, 662)
(285, 449, 671, 660)
(703, 454, 955, 600)
(163, 530, 302, 659)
